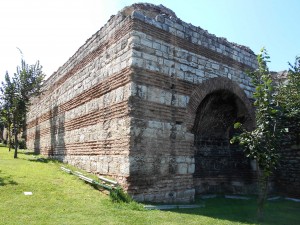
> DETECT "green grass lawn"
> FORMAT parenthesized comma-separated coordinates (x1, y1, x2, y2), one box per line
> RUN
(0, 145, 299, 225)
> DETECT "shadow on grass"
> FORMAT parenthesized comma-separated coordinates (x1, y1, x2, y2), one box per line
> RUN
(16, 150, 61, 164)
(18, 150, 39, 156)
(167, 196, 300, 225)
(27, 157, 61, 164)
(0, 171, 18, 186)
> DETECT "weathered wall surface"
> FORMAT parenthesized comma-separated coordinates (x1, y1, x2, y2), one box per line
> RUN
(276, 123, 300, 198)
(27, 3, 261, 203)
(124, 4, 257, 202)
(26, 13, 135, 183)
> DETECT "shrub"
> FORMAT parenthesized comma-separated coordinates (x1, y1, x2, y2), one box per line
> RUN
(18, 139, 27, 149)
(10, 139, 27, 149)
(110, 188, 132, 203)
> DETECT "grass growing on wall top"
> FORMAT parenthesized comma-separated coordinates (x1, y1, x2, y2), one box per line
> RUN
(0, 145, 299, 225)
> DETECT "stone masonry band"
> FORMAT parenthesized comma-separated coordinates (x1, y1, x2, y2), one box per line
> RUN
(27, 3, 261, 202)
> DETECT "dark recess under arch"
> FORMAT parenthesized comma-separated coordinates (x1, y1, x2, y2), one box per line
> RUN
(187, 77, 256, 194)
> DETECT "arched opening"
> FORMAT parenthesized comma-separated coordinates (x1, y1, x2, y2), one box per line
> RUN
(192, 89, 255, 194)
(186, 77, 256, 195)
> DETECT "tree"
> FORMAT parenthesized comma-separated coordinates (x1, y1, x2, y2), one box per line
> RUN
(0, 72, 16, 152)
(231, 48, 283, 220)
(277, 57, 300, 127)
(0, 58, 45, 158)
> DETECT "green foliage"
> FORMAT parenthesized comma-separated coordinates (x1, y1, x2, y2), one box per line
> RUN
(110, 187, 133, 203)
(0, 72, 17, 152)
(231, 48, 283, 176)
(0, 56, 45, 158)
(277, 57, 300, 125)
(231, 48, 284, 220)
(17, 139, 27, 149)
(11, 58, 45, 133)
(10, 139, 26, 150)
(15, 59, 45, 101)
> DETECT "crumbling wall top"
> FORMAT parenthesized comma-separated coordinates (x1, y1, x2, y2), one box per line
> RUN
(39, 2, 256, 98)
(120, 3, 178, 19)
(122, 3, 255, 56)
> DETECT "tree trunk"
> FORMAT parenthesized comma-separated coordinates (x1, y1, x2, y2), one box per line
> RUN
(0, 127, 3, 142)
(5, 128, 8, 145)
(257, 166, 269, 221)
(13, 123, 18, 159)
(8, 126, 11, 152)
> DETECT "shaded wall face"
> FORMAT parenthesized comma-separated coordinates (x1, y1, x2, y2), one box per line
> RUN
(193, 90, 255, 194)
(276, 123, 300, 198)
(128, 117, 195, 202)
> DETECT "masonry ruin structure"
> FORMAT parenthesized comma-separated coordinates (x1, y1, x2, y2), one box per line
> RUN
(27, 3, 268, 202)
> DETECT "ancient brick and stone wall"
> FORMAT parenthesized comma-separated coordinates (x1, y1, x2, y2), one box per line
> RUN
(125, 4, 257, 202)
(26, 11, 134, 183)
(269, 72, 300, 198)
(276, 121, 300, 198)
(26, 3, 260, 202)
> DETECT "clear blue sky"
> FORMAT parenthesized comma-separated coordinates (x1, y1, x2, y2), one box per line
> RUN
(0, 0, 299, 82)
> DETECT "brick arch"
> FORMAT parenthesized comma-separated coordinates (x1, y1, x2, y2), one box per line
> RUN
(186, 77, 255, 131)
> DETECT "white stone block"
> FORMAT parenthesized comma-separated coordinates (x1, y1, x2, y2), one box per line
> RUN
(178, 163, 188, 174)
(188, 163, 195, 174)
